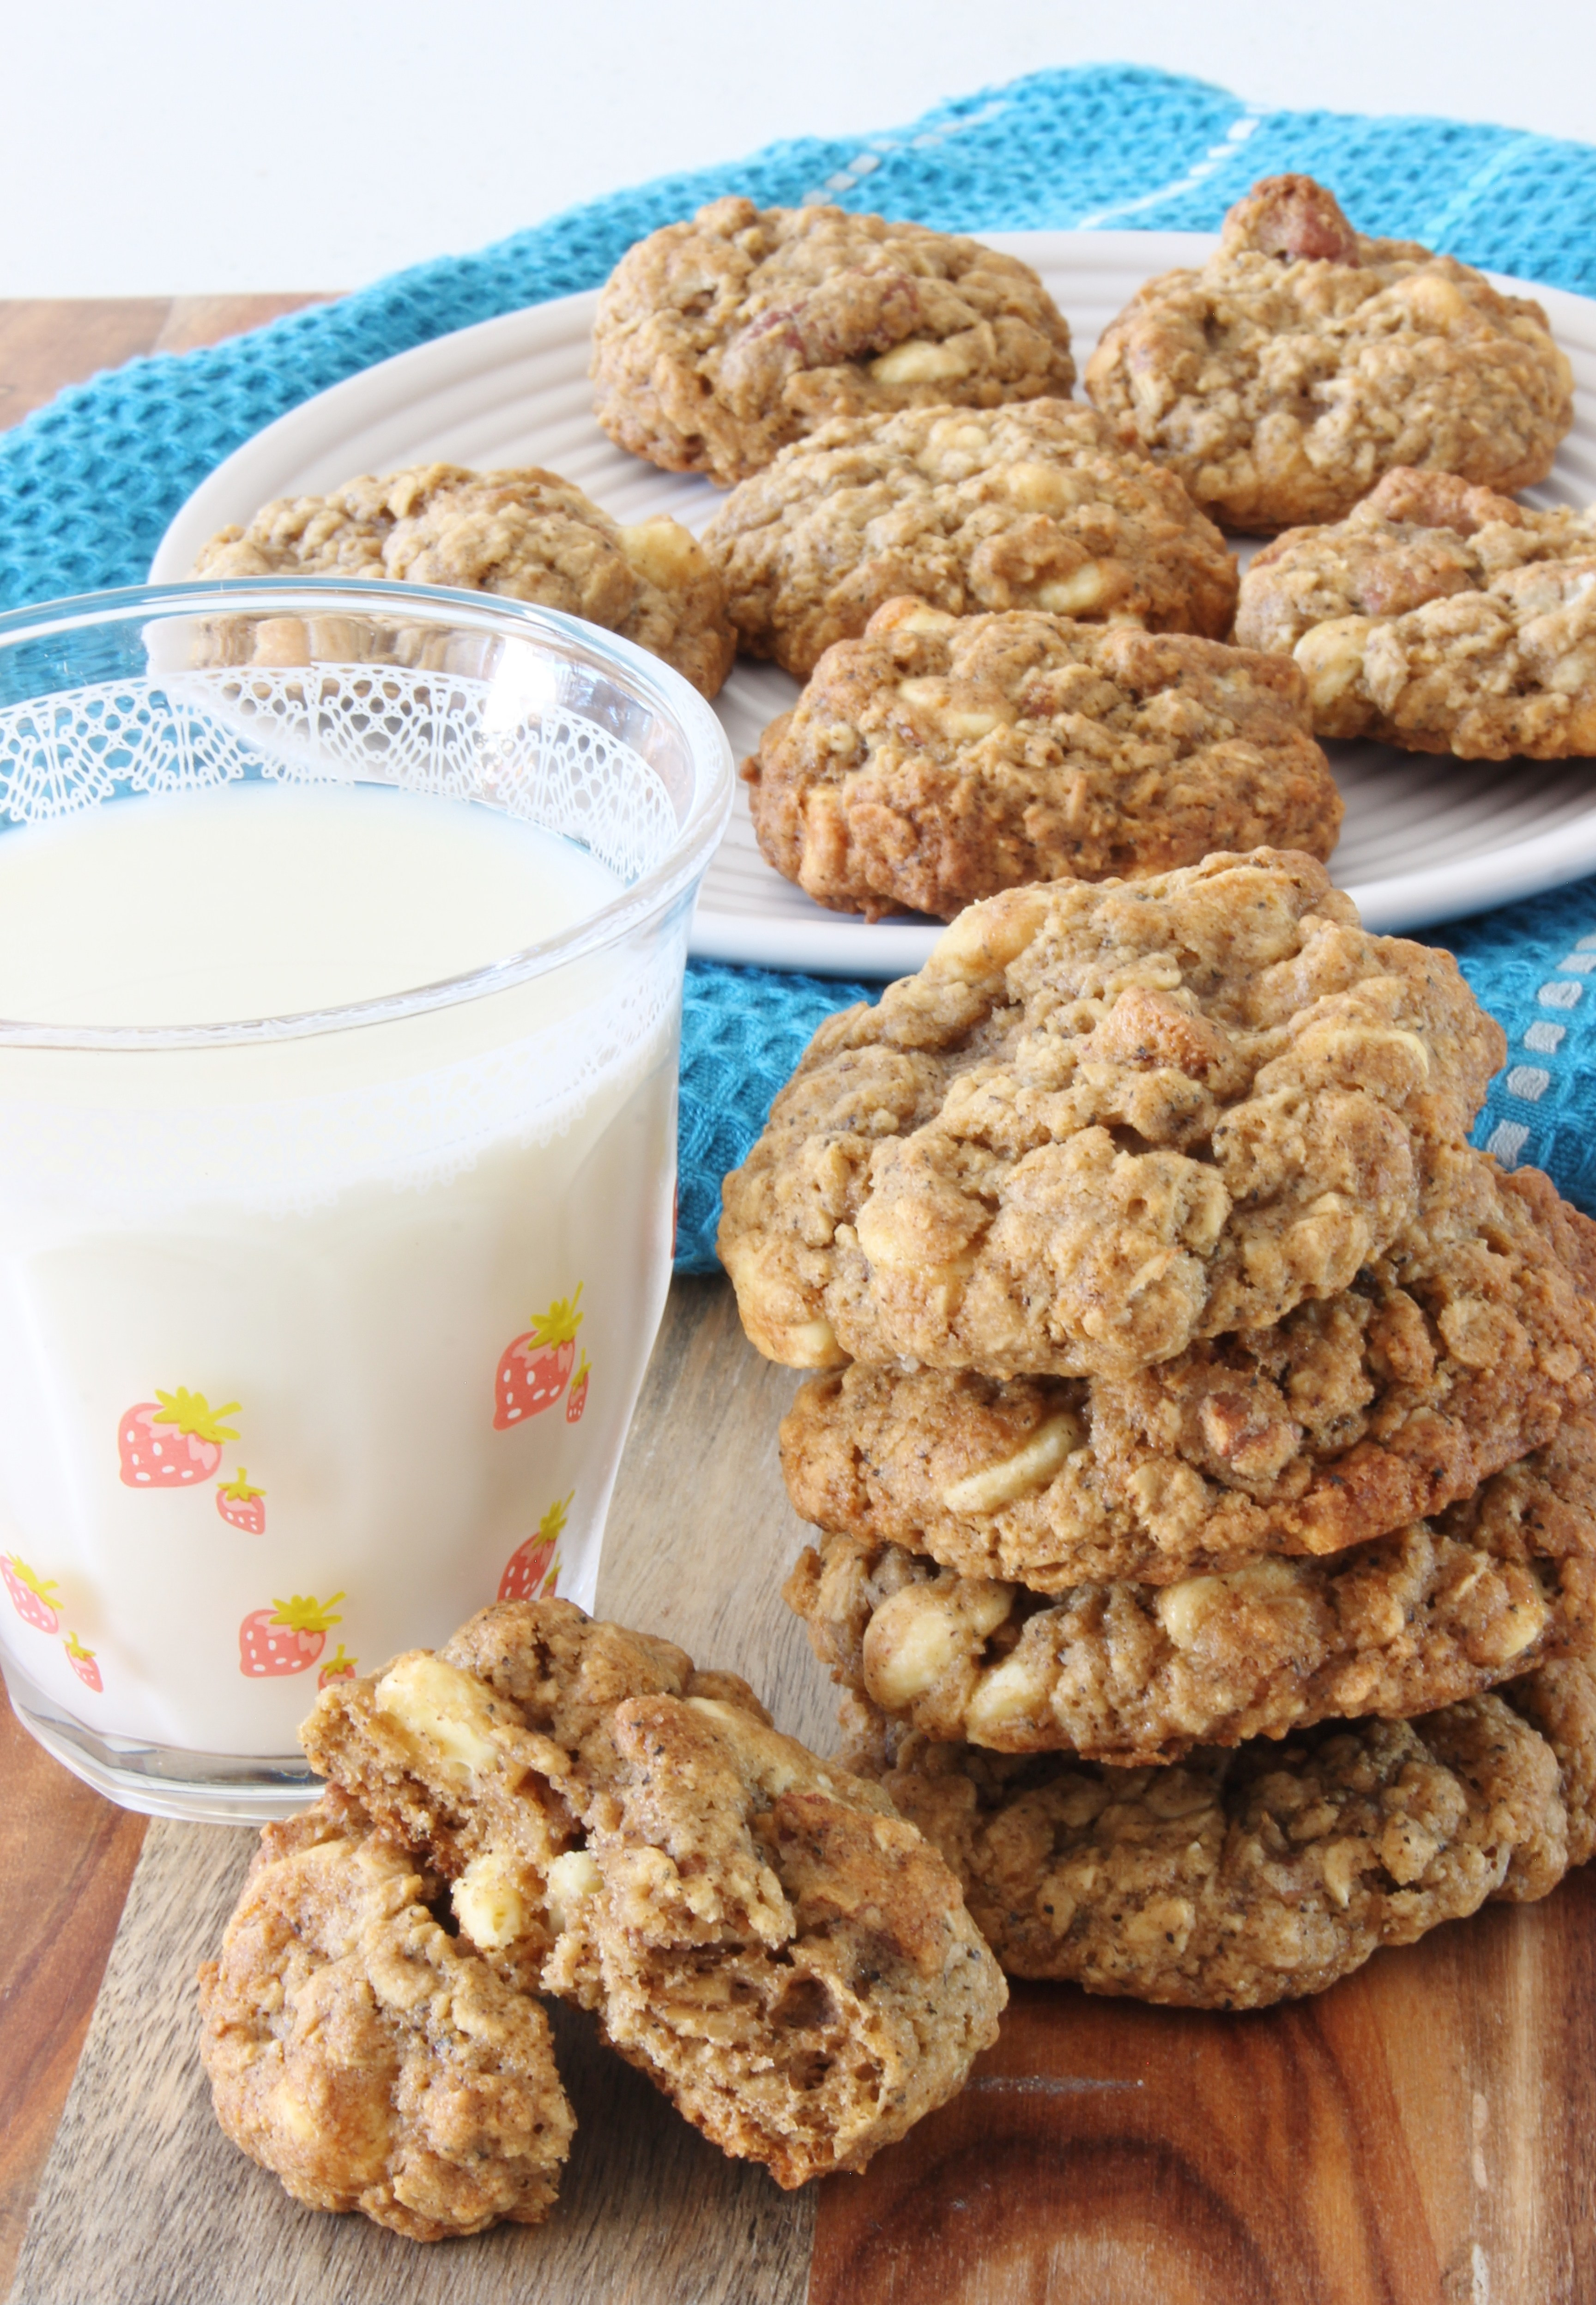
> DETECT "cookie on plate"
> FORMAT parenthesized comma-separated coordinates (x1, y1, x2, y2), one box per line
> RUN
(743, 598, 1342, 921)
(1083, 175, 1573, 534)
(717, 852, 1505, 1379)
(591, 198, 1076, 486)
(786, 1410, 1596, 1761)
(844, 1653, 1595, 2006)
(1233, 468, 1596, 757)
(779, 1156, 1596, 1590)
(192, 462, 737, 698)
(303, 1598, 1005, 2188)
(699, 399, 1238, 679)
(198, 1787, 574, 2240)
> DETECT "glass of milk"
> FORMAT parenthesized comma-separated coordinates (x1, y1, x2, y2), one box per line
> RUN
(0, 580, 732, 1821)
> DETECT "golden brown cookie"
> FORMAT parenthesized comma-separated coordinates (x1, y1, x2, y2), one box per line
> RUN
(844, 1655, 1590, 2006)
(539, 1690, 1005, 2185)
(779, 1157, 1596, 1589)
(1083, 175, 1573, 534)
(303, 1598, 1005, 2188)
(718, 853, 1505, 1381)
(192, 462, 737, 698)
(785, 1413, 1596, 1762)
(699, 399, 1238, 679)
(198, 1788, 574, 2240)
(591, 198, 1076, 486)
(1233, 468, 1596, 757)
(744, 598, 1342, 920)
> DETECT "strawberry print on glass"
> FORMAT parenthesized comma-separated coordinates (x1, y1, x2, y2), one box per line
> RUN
(2, 1556, 61, 1635)
(119, 1389, 240, 1488)
(494, 1287, 583, 1429)
(238, 1593, 345, 1679)
(499, 1495, 569, 1602)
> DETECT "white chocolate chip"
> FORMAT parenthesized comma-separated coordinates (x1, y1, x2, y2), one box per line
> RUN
(545, 1849, 603, 1933)
(940, 1413, 1084, 1516)
(453, 1849, 533, 1950)
(375, 1653, 503, 1777)
(965, 1649, 1049, 1736)
(864, 1581, 1010, 1709)
(617, 515, 708, 588)
(871, 338, 972, 386)
(1035, 563, 1111, 615)
(1156, 1558, 1301, 1652)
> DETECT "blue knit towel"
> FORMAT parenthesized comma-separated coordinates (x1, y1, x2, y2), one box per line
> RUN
(2, 63, 1594, 1264)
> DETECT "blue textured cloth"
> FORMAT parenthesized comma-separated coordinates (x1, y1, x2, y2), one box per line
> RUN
(2, 63, 1595, 1265)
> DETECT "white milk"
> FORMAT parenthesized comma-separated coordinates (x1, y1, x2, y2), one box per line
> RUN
(0, 778, 679, 1757)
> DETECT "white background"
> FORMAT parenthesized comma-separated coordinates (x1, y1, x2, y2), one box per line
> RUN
(1, 0, 1592, 298)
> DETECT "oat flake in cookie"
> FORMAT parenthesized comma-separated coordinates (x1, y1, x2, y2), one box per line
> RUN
(780, 1156, 1596, 1591)
(591, 198, 1076, 487)
(198, 1788, 574, 2240)
(1083, 174, 1573, 534)
(301, 1598, 1005, 2189)
(193, 462, 737, 698)
(717, 852, 1505, 1380)
(1234, 468, 1596, 758)
(786, 1406, 1596, 1761)
(845, 1652, 1596, 2008)
(700, 399, 1238, 680)
(744, 597, 1342, 920)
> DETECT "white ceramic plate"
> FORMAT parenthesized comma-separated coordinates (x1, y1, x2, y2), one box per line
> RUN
(153, 232, 1596, 977)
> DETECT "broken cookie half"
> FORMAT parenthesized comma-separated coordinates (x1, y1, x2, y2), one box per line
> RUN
(198, 1786, 574, 2241)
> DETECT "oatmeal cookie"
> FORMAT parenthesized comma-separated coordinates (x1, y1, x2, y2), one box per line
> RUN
(786, 1412, 1596, 1761)
(1505, 1651, 1596, 1867)
(779, 1157, 1596, 1590)
(304, 1599, 1004, 2188)
(1233, 468, 1596, 757)
(1083, 174, 1572, 534)
(699, 400, 1238, 679)
(718, 852, 1505, 1380)
(192, 462, 737, 698)
(197, 1788, 574, 2240)
(744, 598, 1341, 920)
(592, 198, 1076, 486)
(844, 1655, 1590, 2006)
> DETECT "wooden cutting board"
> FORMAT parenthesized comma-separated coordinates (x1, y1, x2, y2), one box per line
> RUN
(9, 1273, 1596, 2305)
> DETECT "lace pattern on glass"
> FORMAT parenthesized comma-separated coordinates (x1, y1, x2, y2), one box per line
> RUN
(0, 665, 678, 885)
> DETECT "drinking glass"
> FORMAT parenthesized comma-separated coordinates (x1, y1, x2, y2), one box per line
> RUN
(0, 579, 732, 1821)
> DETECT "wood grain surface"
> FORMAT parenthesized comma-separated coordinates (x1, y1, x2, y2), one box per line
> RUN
(0, 295, 332, 428)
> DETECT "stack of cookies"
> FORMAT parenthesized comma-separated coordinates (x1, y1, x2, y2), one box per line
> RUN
(719, 850, 1596, 2008)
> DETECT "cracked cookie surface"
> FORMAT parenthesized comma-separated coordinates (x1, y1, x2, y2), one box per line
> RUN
(198, 1789, 574, 2240)
(779, 1158, 1596, 1589)
(193, 462, 737, 697)
(591, 197, 1076, 487)
(1233, 468, 1596, 757)
(718, 852, 1505, 1381)
(700, 399, 1238, 679)
(786, 1412, 1596, 1760)
(1083, 174, 1572, 534)
(744, 598, 1341, 921)
(302, 1599, 1004, 2187)
(843, 1654, 1592, 2006)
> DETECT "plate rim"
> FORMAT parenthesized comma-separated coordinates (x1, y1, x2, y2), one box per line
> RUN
(149, 229, 1596, 977)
